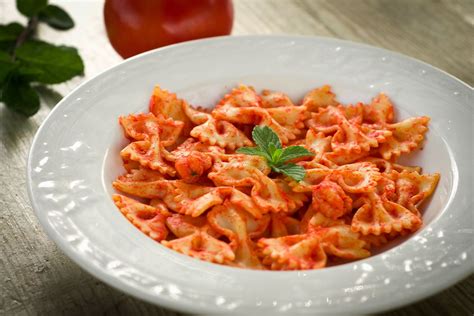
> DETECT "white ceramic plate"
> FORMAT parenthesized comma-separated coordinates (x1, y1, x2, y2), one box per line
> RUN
(27, 36, 473, 315)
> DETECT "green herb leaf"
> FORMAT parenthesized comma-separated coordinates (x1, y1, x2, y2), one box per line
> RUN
(2, 76, 40, 116)
(0, 22, 24, 43)
(0, 51, 17, 85)
(279, 146, 314, 163)
(39, 5, 74, 30)
(236, 146, 271, 160)
(237, 125, 309, 182)
(16, 40, 84, 84)
(271, 147, 283, 164)
(273, 163, 306, 182)
(252, 125, 281, 152)
(17, 0, 48, 17)
(0, 23, 25, 51)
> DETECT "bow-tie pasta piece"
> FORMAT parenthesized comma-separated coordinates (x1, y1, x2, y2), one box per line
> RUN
(359, 157, 422, 174)
(332, 162, 381, 193)
(120, 134, 176, 176)
(323, 150, 372, 166)
(306, 106, 342, 135)
(308, 214, 370, 260)
(302, 129, 332, 166)
(363, 93, 394, 125)
(113, 195, 169, 241)
(149, 85, 194, 138)
(388, 170, 440, 215)
(274, 179, 309, 213)
(257, 234, 327, 270)
(270, 213, 301, 237)
(209, 154, 270, 187)
(352, 192, 422, 235)
(217, 84, 261, 108)
(302, 85, 339, 112)
(113, 168, 174, 199)
(162, 231, 235, 264)
(250, 169, 291, 213)
(266, 106, 309, 136)
(166, 213, 220, 238)
(208, 203, 263, 269)
(379, 116, 430, 160)
(170, 138, 225, 161)
(212, 105, 299, 144)
(213, 86, 304, 144)
(119, 112, 184, 147)
(331, 119, 380, 154)
(189, 112, 252, 150)
(287, 166, 333, 193)
(261, 89, 295, 108)
(172, 182, 227, 217)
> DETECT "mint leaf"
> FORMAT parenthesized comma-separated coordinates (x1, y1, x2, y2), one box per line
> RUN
(2, 76, 40, 116)
(0, 23, 24, 43)
(0, 51, 17, 84)
(271, 147, 283, 163)
(17, 0, 48, 17)
(0, 23, 24, 51)
(273, 163, 306, 182)
(239, 125, 309, 182)
(252, 125, 281, 152)
(279, 146, 314, 163)
(16, 40, 84, 84)
(39, 5, 74, 30)
(236, 146, 271, 160)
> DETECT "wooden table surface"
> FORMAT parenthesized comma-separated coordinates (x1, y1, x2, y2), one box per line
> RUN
(1, 0, 473, 315)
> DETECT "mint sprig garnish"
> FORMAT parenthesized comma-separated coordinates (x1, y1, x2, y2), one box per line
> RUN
(0, 0, 83, 116)
(236, 126, 314, 182)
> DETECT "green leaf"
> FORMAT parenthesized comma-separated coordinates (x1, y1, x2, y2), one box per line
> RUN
(0, 51, 17, 84)
(0, 22, 24, 43)
(17, 0, 48, 17)
(16, 40, 84, 84)
(252, 125, 281, 153)
(0, 23, 25, 51)
(273, 163, 306, 182)
(236, 146, 271, 160)
(39, 5, 74, 30)
(271, 147, 283, 164)
(1, 76, 40, 116)
(279, 146, 314, 163)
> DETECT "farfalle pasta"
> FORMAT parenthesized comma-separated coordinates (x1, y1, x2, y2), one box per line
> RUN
(112, 84, 440, 270)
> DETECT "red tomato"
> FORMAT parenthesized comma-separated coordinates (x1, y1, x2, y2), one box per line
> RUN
(104, 0, 234, 58)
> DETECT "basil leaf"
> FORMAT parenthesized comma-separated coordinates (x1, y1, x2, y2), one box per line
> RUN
(17, 0, 48, 17)
(236, 146, 271, 160)
(252, 125, 282, 153)
(2, 76, 40, 116)
(39, 5, 74, 30)
(273, 163, 306, 182)
(279, 146, 314, 163)
(16, 40, 84, 84)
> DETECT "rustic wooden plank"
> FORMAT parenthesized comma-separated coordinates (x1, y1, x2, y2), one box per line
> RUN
(0, 0, 472, 315)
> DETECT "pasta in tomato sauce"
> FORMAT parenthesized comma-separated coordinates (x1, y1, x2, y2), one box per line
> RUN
(112, 84, 440, 270)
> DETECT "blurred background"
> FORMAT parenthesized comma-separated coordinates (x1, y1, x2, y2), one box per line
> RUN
(1, 0, 472, 315)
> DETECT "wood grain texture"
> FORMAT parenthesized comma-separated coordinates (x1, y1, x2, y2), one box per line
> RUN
(0, 0, 472, 315)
